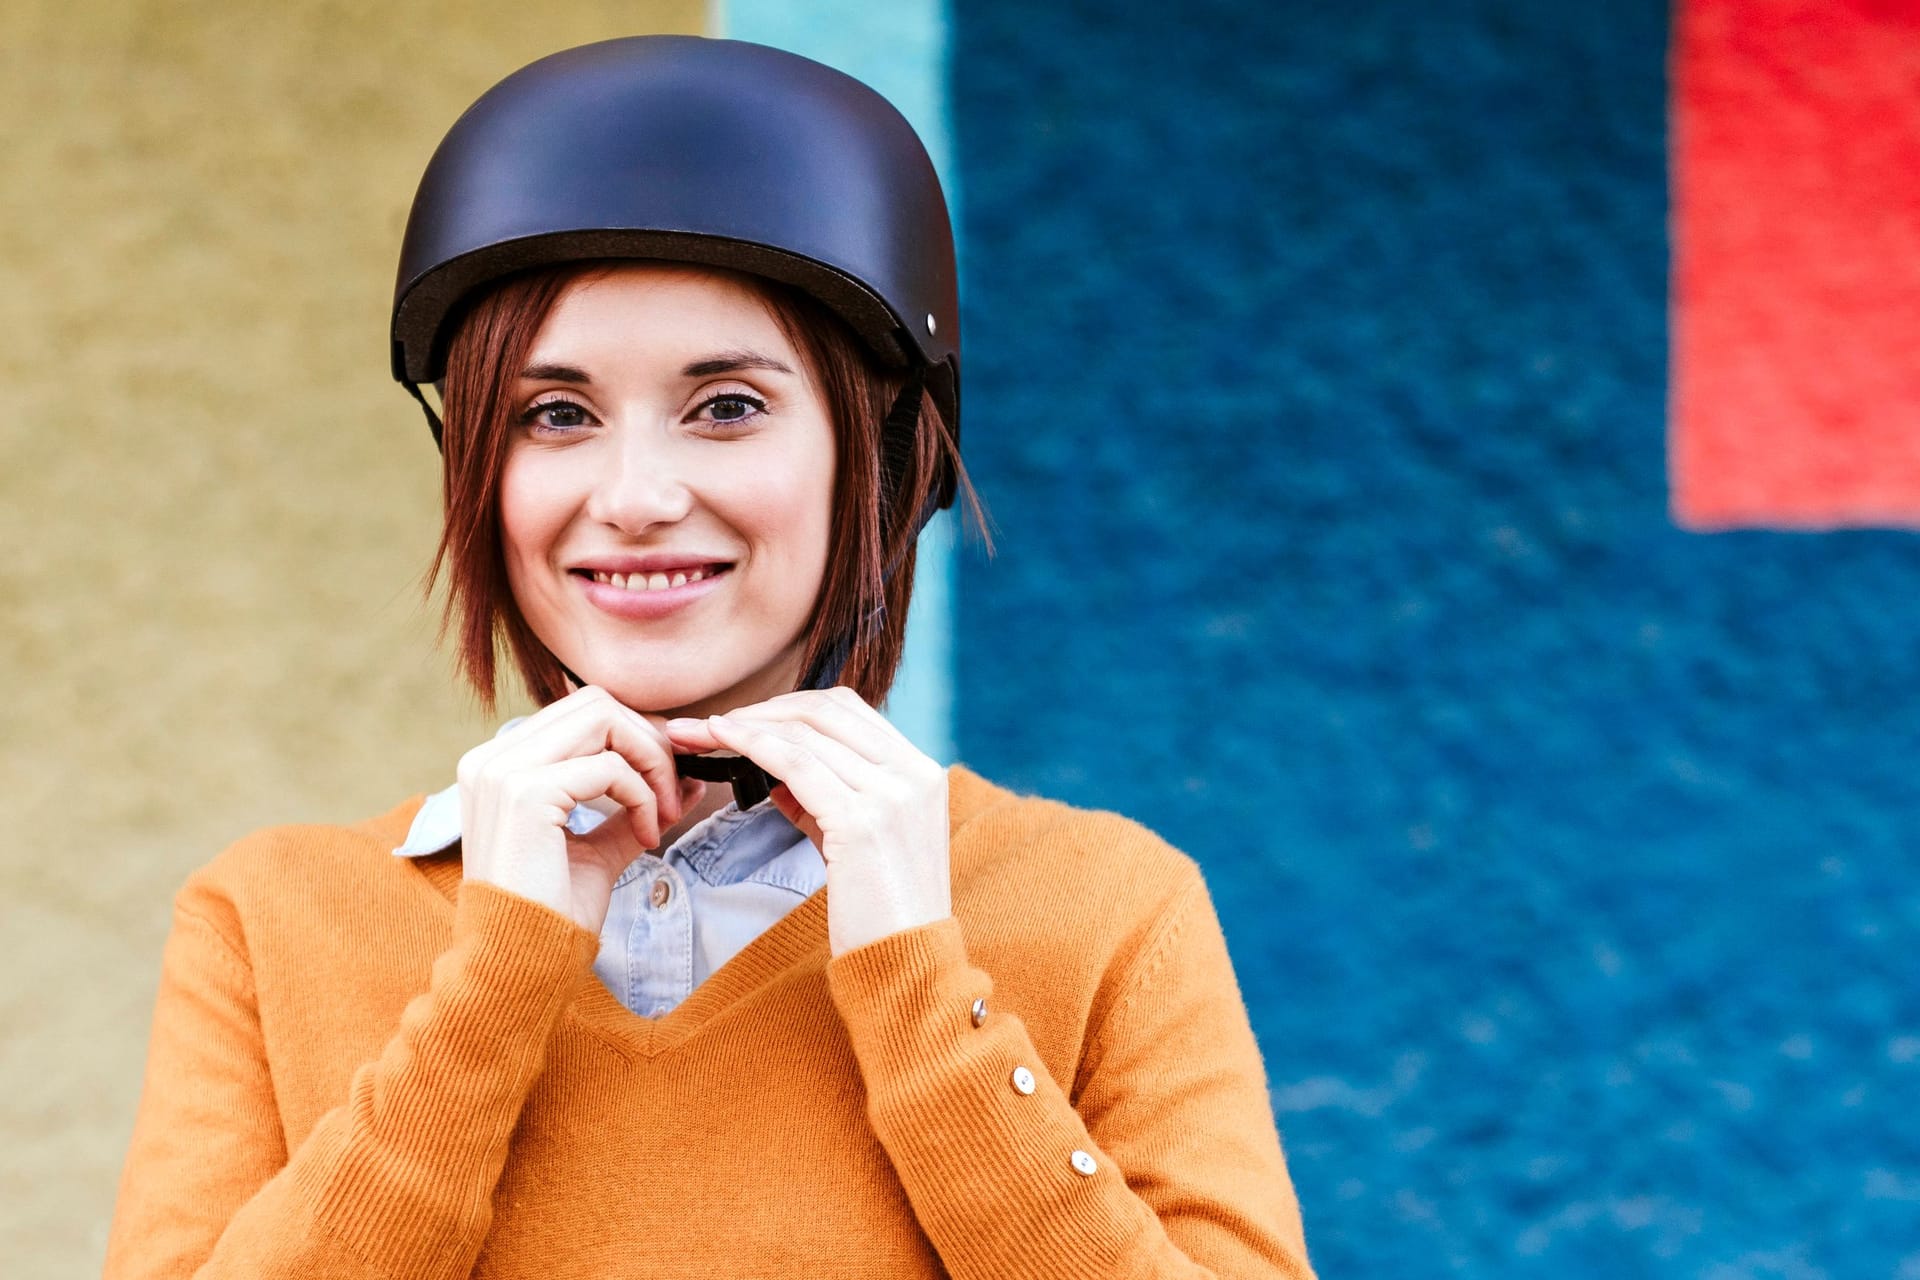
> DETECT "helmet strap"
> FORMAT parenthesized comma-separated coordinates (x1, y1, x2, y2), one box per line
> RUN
(404, 381, 446, 450)
(878, 366, 926, 533)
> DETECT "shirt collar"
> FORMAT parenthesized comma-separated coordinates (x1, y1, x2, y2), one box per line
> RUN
(393, 778, 625, 857)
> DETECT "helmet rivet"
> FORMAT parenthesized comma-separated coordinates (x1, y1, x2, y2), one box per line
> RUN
(926, 312, 938, 336)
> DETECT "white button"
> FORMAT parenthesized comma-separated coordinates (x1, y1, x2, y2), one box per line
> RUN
(650, 878, 672, 909)
(971, 998, 988, 1027)
(1070, 1150, 1097, 1177)
(1011, 1066, 1036, 1095)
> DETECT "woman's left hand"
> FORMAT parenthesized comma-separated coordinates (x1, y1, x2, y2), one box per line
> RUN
(664, 687, 951, 957)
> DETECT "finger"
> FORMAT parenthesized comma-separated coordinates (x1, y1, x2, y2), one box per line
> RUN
(519, 683, 654, 743)
(817, 684, 900, 735)
(661, 717, 724, 753)
(678, 776, 707, 813)
(483, 689, 684, 825)
(457, 685, 609, 780)
(688, 689, 904, 767)
(477, 688, 651, 770)
(768, 782, 823, 848)
(757, 684, 896, 730)
(704, 715, 855, 818)
(530, 750, 662, 847)
(712, 713, 875, 788)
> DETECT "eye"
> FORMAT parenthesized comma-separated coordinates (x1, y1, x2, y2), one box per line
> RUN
(692, 392, 767, 429)
(519, 397, 596, 433)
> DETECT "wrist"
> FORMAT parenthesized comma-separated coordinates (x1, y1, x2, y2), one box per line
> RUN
(462, 854, 575, 928)
(829, 906, 954, 958)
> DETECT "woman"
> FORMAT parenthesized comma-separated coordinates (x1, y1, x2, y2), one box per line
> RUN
(106, 35, 1315, 1279)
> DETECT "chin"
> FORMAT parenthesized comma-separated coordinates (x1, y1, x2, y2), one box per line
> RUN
(572, 645, 799, 717)
(594, 674, 735, 717)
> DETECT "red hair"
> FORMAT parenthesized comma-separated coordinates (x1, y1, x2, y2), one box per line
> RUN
(426, 262, 981, 711)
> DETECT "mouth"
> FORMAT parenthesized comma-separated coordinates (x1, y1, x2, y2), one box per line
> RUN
(573, 564, 732, 595)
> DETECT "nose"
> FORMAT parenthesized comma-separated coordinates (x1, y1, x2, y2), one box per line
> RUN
(583, 424, 694, 533)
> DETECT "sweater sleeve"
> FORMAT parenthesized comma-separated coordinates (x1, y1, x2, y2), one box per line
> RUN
(103, 878, 601, 1280)
(825, 871, 1314, 1280)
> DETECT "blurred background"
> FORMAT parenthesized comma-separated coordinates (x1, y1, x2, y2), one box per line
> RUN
(5, 0, 1919, 1275)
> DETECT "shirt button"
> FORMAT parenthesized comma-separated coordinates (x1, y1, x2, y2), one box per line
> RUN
(1011, 1066, 1036, 1095)
(1070, 1150, 1097, 1177)
(971, 998, 988, 1027)
(650, 878, 672, 909)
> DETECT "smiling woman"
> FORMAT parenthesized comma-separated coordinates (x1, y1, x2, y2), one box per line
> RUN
(102, 34, 1315, 1280)
(436, 261, 940, 717)
(475, 265, 839, 716)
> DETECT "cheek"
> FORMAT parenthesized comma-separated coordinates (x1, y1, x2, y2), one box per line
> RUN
(497, 454, 569, 581)
(740, 439, 836, 577)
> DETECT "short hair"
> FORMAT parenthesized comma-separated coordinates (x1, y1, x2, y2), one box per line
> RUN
(426, 261, 979, 712)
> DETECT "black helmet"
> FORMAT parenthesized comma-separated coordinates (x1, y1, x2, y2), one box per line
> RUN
(390, 34, 959, 508)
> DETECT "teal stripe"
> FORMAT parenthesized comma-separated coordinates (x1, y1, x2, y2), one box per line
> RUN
(714, 0, 958, 763)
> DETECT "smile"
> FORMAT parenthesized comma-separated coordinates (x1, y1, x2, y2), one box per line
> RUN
(571, 562, 732, 620)
(586, 566, 723, 593)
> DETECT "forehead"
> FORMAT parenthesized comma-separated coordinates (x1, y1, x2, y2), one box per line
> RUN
(528, 262, 794, 362)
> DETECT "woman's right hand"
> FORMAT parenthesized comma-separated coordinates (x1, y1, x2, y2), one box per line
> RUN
(455, 685, 701, 933)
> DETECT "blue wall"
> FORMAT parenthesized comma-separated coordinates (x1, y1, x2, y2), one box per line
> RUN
(951, 1, 1920, 1273)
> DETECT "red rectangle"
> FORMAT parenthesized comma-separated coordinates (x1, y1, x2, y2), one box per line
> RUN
(1672, 0, 1920, 529)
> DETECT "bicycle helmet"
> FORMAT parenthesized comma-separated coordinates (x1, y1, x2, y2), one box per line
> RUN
(390, 34, 960, 509)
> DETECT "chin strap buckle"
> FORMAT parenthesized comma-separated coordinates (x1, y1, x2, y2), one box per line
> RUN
(672, 752, 773, 810)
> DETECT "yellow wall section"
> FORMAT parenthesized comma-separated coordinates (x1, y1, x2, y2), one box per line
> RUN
(0, 1, 707, 1270)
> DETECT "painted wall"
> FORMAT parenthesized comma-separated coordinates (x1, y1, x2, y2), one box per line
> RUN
(949, 0, 1920, 1273)
(0, 3, 704, 1271)
(16, 1, 1920, 1275)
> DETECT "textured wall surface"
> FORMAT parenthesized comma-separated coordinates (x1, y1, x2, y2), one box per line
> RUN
(20, 2, 1920, 1276)
(951, 0, 1920, 1274)
(0, 2, 702, 1272)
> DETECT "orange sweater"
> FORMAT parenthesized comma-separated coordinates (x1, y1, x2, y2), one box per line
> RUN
(106, 766, 1315, 1279)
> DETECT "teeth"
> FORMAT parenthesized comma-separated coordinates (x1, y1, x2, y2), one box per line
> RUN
(591, 567, 715, 592)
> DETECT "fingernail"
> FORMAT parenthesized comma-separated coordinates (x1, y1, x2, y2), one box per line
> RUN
(708, 714, 737, 728)
(664, 718, 700, 733)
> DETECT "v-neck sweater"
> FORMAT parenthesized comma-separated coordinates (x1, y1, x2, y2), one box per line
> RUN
(105, 766, 1315, 1279)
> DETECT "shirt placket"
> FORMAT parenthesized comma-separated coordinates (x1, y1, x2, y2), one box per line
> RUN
(625, 857, 693, 1019)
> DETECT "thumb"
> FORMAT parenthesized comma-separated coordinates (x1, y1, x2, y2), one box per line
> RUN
(678, 777, 708, 814)
(770, 783, 824, 850)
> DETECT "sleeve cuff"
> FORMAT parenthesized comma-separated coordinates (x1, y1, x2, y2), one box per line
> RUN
(448, 879, 604, 1029)
(825, 916, 980, 1067)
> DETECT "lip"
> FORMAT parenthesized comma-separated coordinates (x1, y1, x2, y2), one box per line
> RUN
(572, 563, 731, 621)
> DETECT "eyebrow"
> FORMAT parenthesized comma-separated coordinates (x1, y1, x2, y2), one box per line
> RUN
(516, 350, 796, 383)
(519, 362, 592, 384)
(679, 350, 796, 378)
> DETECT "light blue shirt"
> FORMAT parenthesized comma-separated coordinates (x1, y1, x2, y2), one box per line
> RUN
(393, 754, 826, 1020)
